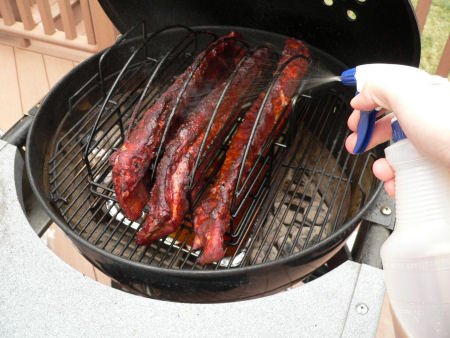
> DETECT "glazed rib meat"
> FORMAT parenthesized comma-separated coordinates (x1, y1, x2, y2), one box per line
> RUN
(193, 38, 310, 265)
(136, 47, 273, 245)
(109, 32, 244, 221)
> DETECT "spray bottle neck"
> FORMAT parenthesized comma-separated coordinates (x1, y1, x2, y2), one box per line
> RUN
(391, 117, 406, 142)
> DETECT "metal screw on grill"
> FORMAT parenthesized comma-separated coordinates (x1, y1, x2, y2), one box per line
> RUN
(380, 206, 392, 216)
(355, 303, 369, 315)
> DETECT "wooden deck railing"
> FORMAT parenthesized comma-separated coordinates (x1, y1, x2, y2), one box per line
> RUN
(0, 0, 118, 52)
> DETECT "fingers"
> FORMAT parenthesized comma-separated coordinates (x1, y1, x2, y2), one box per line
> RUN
(373, 158, 395, 197)
(384, 179, 395, 197)
(350, 91, 383, 112)
(347, 109, 389, 132)
(372, 158, 394, 182)
(374, 159, 395, 197)
(347, 109, 359, 132)
(345, 113, 393, 153)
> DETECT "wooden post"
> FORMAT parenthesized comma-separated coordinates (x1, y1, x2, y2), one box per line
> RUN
(415, 0, 432, 33)
(36, 0, 55, 35)
(57, 0, 77, 40)
(89, 0, 117, 50)
(0, 0, 17, 25)
(16, 0, 36, 30)
(10, 0, 21, 21)
(436, 34, 450, 77)
(80, 0, 96, 45)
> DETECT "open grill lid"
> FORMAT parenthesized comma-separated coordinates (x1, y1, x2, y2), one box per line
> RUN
(99, 0, 420, 67)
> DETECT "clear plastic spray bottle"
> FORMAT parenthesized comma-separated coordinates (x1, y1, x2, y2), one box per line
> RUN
(381, 119, 450, 337)
(341, 65, 450, 337)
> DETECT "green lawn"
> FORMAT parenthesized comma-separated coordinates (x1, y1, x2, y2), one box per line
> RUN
(411, 0, 450, 77)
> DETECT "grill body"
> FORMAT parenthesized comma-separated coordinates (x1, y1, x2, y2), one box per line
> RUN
(27, 27, 379, 302)
(26, 0, 421, 303)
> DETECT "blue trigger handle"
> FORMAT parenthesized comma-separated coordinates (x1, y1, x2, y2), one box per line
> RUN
(354, 105, 379, 154)
(340, 66, 379, 155)
(352, 90, 379, 154)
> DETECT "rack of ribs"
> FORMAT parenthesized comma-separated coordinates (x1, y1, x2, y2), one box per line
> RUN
(136, 47, 273, 245)
(109, 32, 244, 220)
(193, 38, 310, 265)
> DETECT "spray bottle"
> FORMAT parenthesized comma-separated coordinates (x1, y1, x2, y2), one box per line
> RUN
(341, 65, 450, 337)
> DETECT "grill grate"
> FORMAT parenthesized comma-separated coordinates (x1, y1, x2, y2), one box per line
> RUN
(48, 24, 379, 270)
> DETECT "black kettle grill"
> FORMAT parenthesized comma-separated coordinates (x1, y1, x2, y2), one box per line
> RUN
(10, 0, 420, 303)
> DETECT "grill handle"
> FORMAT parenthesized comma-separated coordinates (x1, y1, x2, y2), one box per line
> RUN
(0, 102, 52, 237)
(352, 220, 391, 269)
(352, 188, 395, 268)
(1, 103, 39, 147)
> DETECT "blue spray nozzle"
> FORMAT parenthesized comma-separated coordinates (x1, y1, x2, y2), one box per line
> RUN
(340, 68, 357, 86)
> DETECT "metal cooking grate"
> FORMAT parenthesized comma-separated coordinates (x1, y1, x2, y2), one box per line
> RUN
(47, 25, 379, 270)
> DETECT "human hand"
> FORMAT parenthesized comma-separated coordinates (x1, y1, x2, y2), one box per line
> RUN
(345, 64, 450, 197)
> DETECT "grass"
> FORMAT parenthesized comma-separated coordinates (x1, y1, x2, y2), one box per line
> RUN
(411, 0, 450, 77)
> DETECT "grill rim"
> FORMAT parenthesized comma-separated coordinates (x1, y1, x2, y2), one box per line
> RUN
(26, 25, 383, 288)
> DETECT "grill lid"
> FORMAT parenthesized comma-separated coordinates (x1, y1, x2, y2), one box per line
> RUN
(98, 0, 420, 67)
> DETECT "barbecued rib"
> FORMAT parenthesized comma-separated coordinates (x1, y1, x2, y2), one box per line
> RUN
(109, 32, 244, 221)
(193, 38, 310, 265)
(135, 47, 273, 245)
